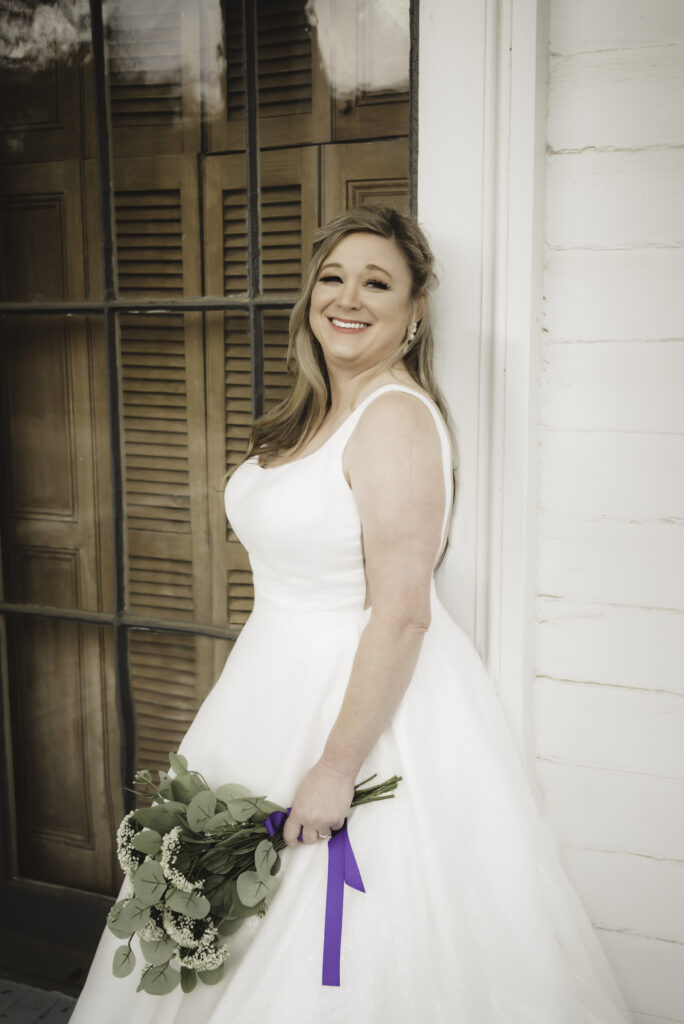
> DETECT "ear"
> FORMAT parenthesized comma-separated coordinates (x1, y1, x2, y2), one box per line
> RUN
(413, 296, 426, 325)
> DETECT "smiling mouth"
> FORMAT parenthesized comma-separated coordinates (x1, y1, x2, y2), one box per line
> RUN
(329, 317, 371, 331)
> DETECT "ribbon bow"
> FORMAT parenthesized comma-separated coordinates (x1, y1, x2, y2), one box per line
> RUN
(264, 809, 365, 986)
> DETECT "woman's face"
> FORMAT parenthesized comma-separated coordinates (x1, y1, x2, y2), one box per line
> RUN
(308, 232, 418, 376)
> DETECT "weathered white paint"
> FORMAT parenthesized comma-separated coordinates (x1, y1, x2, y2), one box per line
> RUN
(537, 0, 684, 1016)
(546, 149, 684, 248)
(534, 760, 684, 860)
(560, 846, 684, 944)
(539, 431, 684, 521)
(550, 0, 684, 53)
(538, 517, 684, 608)
(420, 0, 684, 1015)
(536, 599, 684, 695)
(540, 341, 684, 432)
(544, 252, 684, 341)
(534, 676, 684, 778)
(598, 930, 684, 1021)
(547, 46, 684, 150)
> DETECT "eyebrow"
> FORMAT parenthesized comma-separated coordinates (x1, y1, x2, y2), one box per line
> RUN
(319, 261, 393, 279)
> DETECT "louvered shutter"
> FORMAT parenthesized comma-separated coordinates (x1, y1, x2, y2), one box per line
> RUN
(106, 0, 201, 156)
(207, 0, 330, 152)
(204, 148, 315, 628)
(112, 158, 214, 771)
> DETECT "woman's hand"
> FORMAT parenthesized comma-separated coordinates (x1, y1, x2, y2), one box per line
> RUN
(282, 760, 355, 847)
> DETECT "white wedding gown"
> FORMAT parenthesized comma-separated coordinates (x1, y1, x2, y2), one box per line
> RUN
(71, 383, 632, 1023)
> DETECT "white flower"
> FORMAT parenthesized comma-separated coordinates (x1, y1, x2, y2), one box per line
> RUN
(116, 810, 143, 877)
(160, 827, 203, 894)
(177, 942, 229, 972)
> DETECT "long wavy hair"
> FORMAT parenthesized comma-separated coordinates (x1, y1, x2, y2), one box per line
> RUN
(243, 204, 446, 468)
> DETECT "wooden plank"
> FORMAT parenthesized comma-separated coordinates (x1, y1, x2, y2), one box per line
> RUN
(597, 929, 684, 1021)
(534, 759, 684, 860)
(550, 0, 684, 54)
(547, 46, 684, 150)
(560, 846, 684, 945)
(540, 340, 684, 431)
(544, 251, 684, 341)
(537, 516, 684, 609)
(534, 676, 684, 779)
(539, 430, 684, 521)
(546, 149, 684, 248)
(536, 599, 684, 696)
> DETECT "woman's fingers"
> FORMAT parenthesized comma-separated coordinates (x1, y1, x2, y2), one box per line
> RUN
(282, 817, 302, 847)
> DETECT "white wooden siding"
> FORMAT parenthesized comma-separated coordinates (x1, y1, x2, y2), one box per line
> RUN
(537, 1, 684, 1018)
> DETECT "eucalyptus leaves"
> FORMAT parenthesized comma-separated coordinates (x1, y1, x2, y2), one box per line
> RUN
(108, 751, 401, 996)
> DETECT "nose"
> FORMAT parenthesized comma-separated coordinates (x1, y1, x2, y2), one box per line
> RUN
(337, 276, 361, 309)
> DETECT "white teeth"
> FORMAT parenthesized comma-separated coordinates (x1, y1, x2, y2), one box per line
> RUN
(331, 318, 368, 329)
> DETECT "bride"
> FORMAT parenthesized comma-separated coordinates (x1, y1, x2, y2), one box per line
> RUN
(70, 205, 632, 1023)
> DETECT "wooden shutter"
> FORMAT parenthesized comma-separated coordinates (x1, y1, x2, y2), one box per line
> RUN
(113, 156, 201, 297)
(204, 147, 318, 297)
(321, 138, 410, 221)
(204, 147, 316, 629)
(206, 0, 331, 152)
(106, 0, 201, 156)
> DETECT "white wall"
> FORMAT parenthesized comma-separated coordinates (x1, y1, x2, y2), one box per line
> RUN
(534, 2, 684, 1020)
(420, 0, 684, 1019)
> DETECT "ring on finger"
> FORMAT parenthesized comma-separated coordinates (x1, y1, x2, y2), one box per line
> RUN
(317, 831, 333, 840)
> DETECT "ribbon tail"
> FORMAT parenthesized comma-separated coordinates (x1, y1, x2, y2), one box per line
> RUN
(322, 821, 364, 986)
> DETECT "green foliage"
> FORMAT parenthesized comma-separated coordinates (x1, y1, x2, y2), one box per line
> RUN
(186, 790, 218, 832)
(254, 840, 278, 884)
(134, 804, 185, 835)
(165, 887, 211, 920)
(171, 771, 208, 804)
(236, 869, 274, 908)
(112, 945, 136, 978)
(131, 829, 163, 856)
(133, 859, 168, 907)
(116, 897, 151, 936)
(137, 962, 180, 996)
(198, 963, 226, 986)
(140, 935, 178, 966)
(180, 966, 197, 993)
(168, 752, 188, 774)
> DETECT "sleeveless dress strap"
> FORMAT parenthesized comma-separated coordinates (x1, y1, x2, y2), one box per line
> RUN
(336, 384, 454, 561)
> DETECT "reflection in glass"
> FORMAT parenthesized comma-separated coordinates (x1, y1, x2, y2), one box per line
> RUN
(0, 315, 114, 613)
(306, 0, 410, 99)
(6, 616, 119, 894)
(128, 628, 232, 779)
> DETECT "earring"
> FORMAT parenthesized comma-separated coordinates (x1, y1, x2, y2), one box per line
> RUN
(407, 321, 418, 342)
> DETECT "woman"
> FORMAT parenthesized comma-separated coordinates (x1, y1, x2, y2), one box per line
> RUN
(71, 206, 632, 1022)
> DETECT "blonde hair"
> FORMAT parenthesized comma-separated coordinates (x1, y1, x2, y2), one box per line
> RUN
(243, 205, 446, 468)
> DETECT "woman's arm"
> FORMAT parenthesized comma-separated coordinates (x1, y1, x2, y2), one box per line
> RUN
(283, 392, 446, 845)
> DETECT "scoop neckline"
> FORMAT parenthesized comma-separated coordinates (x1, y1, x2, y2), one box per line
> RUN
(255, 383, 432, 470)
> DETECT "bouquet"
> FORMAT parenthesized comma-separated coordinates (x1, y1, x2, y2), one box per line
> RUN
(108, 751, 401, 995)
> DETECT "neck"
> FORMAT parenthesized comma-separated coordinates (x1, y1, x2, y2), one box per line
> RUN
(326, 363, 407, 417)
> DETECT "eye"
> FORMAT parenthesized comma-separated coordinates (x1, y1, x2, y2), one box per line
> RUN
(366, 278, 389, 290)
(318, 274, 342, 284)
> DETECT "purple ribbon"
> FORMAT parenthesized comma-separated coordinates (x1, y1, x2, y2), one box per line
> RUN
(263, 808, 365, 986)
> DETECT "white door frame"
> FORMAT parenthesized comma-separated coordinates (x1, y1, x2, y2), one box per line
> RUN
(418, 0, 549, 780)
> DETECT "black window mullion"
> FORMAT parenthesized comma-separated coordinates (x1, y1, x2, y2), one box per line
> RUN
(242, 0, 264, 419)
(89, 0, 136, 810)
